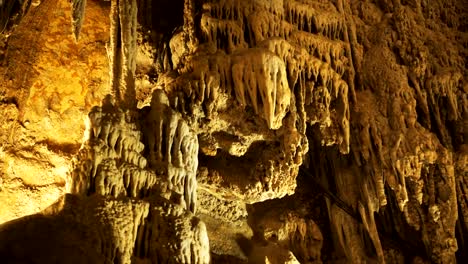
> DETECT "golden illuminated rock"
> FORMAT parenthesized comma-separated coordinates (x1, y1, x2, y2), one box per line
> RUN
(0, 0, 467, 263)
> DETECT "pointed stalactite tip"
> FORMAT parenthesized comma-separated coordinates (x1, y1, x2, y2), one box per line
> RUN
(70, 0, 87, 41)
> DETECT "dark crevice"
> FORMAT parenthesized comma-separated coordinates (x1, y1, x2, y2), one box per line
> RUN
(243, 16, 252, 47)
(455, 205, 468, 262)
(0, 96, 19, 108)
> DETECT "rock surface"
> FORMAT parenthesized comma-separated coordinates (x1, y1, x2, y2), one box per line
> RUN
(0, 0, 467, 263)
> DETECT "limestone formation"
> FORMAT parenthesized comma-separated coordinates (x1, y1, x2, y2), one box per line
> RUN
(0, 194, 210, 264)
(0, 0, 467, 263)
(69, 0, 86, 40)
(142, 89, 199, 213)
(0, 0, 31, 34)
(70, 95, 157, 199)
(66, 90, 207, 263)
(109, 0, 138, 110)
(1, 0, 209, 262)
(252, 209, 323, 263)
(63, 5, 207, 258)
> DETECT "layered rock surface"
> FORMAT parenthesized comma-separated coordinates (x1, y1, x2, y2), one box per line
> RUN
(0, 0, 109, 223)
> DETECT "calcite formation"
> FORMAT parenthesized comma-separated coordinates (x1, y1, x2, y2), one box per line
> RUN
(0, 0, 31, 35)
(70, 96, 157, 199)
(142, 89, 199, 213)
(251, 209, 323, 263)
(0, 0, 467, 263)
(109, 0, 138, 110)
(0, 194, 210, 264)
(0, 0, 110, 224)
(155, 0, 353, 207)
(66, 90, 207, 262)
(64, 0, 208, 260)
(69, 0, 86, 40)
(1, 0, 210, 263)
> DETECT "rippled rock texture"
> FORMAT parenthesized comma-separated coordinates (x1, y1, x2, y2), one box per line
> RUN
(0, 0, 467, 263)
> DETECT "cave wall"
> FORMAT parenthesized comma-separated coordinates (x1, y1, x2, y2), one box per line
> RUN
(0, 0, 467, 263)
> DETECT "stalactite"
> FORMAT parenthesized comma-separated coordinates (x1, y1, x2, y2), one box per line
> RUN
(231, 49, 291, 130)
(109, 0, 137, 110)
(69, 0, 86, 40)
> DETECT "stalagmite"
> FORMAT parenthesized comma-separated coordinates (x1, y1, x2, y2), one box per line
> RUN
(143, 89, 199, 213)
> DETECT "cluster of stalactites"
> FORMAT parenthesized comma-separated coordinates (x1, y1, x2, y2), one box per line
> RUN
(423, 70, 463, 148)
(176, 48, 292, 130)
(284, 0, 345, 41)
(70, 96, 157, 198)
(144, 90, 199, 213)
(167, 60, 224, 119)
(200, 0, 347, 50)
(231, 49, 291, 129)
(200, 14, 248, 53)
(177, 40, 349, 138)
(259, 37, 350, 153)
(288, 31, 347, 76)
(188, 0, 351, 151)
